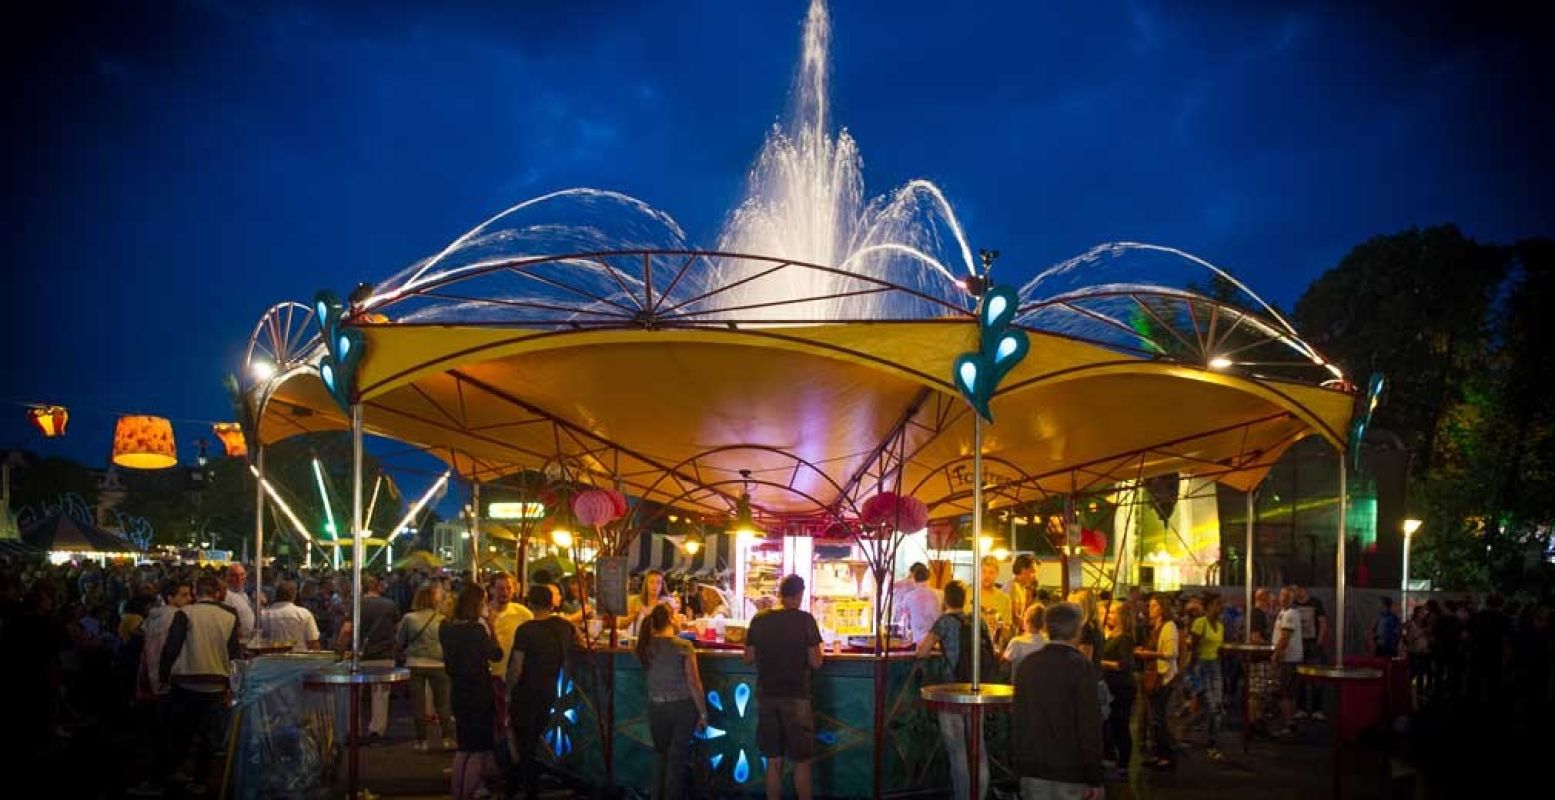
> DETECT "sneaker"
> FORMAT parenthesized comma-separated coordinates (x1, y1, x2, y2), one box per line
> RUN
(1311, 711, 1327, 721)
(1271, 726, 1295, 738)
(1292, 710, 1309, 720)
(125, 781, 165, 797)
(412, 740, 428, 752)
(1207, 748, 1225, 761)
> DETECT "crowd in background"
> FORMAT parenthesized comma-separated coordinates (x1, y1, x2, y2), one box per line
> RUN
(2, 553, 1553, 799)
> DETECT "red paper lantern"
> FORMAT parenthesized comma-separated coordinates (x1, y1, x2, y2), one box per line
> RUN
(1079, 528, 1108, 556)
(573, 488, 625, 527)
(859, 492, 928, 534)
(27, 405, 69, 437)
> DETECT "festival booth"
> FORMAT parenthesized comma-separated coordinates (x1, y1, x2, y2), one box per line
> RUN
(234, 242, 1361, 797)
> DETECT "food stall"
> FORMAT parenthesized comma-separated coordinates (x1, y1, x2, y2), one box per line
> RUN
(244, 245, 1357, 797)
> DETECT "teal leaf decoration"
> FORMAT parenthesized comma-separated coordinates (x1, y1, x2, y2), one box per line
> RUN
(314, 290, 366, 411)
(952, 283, 1029, 423)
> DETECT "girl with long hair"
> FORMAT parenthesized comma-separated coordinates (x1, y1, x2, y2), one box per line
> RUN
(636, 604, 708, 800)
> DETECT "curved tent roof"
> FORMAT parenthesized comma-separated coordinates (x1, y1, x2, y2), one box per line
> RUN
(248, 251, 1355, 522)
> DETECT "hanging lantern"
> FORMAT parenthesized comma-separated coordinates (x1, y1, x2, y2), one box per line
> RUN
(1079, 528, 1108, 557)
(859, 492, 928, 535)
(212, 422, 247, 458)
(111, 415, 177, 469)
(27, 405, 69, 437)
(573, 488, 626, 527)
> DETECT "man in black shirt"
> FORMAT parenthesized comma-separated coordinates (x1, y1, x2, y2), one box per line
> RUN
(507, 583, 582, 800)
(745, 574, 823, 800)
(1013, 602, 1103, 799)
(1293, 584, 1328, 720)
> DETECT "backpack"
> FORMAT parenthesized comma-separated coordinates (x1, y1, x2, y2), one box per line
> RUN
(952, 614, 1000, 684)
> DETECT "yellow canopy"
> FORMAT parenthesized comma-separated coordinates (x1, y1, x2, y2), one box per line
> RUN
(257, 319, 1352, 518)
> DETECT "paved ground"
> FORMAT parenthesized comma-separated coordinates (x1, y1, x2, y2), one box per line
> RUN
(76, 681, 1520, 799)
(352, 692, 1416, 800)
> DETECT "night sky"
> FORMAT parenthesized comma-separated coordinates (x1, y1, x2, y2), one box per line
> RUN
(4, 0, 1552, 485)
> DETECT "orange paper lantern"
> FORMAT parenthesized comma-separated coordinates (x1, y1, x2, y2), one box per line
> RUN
(112, 415, 177, 469)
(212, 422, 247, 458)
(27, 405, 69, 437)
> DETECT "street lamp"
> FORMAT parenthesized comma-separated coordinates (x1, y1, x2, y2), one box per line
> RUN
(1402, 518, 1422, 610)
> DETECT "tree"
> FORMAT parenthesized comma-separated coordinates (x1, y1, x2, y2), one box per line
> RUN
(1293, 226, 1555, 591)
(7, 454, 99, 516)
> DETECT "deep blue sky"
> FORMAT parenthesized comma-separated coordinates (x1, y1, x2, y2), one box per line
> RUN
(4, 0, 1552, 482)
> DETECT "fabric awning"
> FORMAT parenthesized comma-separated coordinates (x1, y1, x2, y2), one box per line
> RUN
(255, 320, 1353, 519)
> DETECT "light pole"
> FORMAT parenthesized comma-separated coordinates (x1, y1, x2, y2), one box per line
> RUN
(1401, 518, 1422, 611)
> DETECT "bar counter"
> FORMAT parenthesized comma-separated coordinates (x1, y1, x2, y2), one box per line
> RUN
(544, 643, 1010, 798)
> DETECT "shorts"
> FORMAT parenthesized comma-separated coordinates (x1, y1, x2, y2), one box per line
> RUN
(1276, 662, 1298, 696)
(757, 697, 815, 761)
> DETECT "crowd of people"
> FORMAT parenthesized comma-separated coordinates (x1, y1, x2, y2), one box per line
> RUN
(2, 552, 1552, 800)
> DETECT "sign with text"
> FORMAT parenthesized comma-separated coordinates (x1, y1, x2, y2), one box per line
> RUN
(598, 556, 629, 618)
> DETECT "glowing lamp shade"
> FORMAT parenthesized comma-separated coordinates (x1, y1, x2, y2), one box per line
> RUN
(551, 528, 575, 549)
(726, 493, 763, 539)
(212, 422, 247, 458)
(27, 405, 69, 437)
(112, 415, 177, 469)
(1402, 518, 1423, 537)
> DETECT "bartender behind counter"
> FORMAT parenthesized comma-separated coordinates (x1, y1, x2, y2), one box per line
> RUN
(895, 563, 941, 643)
(626, 570, 685, 634)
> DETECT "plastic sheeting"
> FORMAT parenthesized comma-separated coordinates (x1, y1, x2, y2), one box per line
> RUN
(232, 654, 341, 800)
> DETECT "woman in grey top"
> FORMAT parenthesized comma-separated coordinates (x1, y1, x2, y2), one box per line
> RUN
(396, 583, 455, 751)
(636, 604, 709, 800)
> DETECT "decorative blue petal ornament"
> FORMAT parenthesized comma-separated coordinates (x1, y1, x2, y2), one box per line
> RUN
(952, 282, 1028, 422)
(314, 290, 367, 411)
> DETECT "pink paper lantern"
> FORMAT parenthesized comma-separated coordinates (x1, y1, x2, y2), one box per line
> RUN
(573, 489, 625, 527)
(859, 492, 928, 534)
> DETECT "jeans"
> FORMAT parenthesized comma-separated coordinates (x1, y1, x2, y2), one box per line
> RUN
(648, 698, 699, 800)
(409, 666, 453, 742)
(1147, 683, 1175, 761)
(1194, 661, 1224, 748)
(1020, 776, 1096, 800)
(1103, 683, 1135, 768)
(170, 686, 230, 783)
(361, 658, 394, 735)
(938, 710, 988, 800)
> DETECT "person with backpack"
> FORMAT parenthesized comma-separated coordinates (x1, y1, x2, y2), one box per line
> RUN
(915, 580, 998, 800)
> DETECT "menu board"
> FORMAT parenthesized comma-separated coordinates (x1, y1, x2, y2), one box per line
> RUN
(597, 556, 628, 618)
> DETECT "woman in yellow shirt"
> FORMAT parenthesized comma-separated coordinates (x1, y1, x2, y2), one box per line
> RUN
(1186, 592, 1227, 759)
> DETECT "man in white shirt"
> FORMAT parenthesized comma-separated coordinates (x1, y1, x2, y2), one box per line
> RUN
(260, 580, 321, 651)
(1271, 586, 1305, 735)
(895, 563, 941, 643)
(223, 564, 256, 642)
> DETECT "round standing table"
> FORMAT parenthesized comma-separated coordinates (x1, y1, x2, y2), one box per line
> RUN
(304, 664, 411, 800)
(1220, 643, 1275, 752)
(921, 683, 1014, 799)
(1296, 664, 1383, 799)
